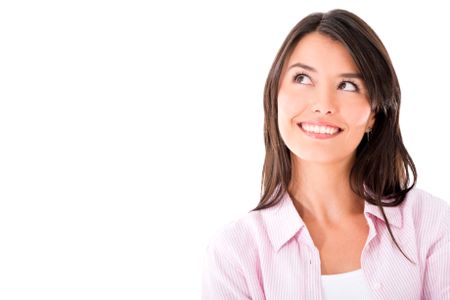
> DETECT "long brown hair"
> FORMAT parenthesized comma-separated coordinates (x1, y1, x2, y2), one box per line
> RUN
(254, 9, 417, 264)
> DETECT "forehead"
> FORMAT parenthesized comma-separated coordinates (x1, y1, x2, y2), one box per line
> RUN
(286, 32, 359, 73)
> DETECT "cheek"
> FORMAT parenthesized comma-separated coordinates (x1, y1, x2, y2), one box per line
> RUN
(277, 90, 308, 120)
(277, 90, 310, 147)
(341, 101, 372, 127)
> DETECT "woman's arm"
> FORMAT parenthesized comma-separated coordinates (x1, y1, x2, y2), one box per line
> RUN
(422, 206, 450, 299)
(201, 233, 251, 300)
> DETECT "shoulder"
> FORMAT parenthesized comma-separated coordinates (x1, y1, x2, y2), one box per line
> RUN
(403, 188, 450, 221)
(206, 210, 267, 258)
(401, 188, 450, 240)
(202, 210, 271, 299)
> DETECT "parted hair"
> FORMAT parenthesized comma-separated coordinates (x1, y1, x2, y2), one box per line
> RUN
(253, 9, 417, 264)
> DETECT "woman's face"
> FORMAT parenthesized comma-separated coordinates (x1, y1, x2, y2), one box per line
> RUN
(277, 32, 375, 164)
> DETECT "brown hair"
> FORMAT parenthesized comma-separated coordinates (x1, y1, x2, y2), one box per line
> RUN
(254, 9, 417, 264)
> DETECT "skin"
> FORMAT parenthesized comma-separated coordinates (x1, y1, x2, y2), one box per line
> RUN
(277, 32, 376, 274)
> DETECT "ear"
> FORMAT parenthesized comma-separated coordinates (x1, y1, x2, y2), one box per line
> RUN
(367, 112, 376, 130)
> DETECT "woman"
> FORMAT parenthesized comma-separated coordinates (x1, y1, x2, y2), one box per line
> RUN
(202, 9, 449, 299)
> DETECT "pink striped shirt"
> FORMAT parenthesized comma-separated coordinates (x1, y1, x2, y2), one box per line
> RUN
(202, 188, 450, 299)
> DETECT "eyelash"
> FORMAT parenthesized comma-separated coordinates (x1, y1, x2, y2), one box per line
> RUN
(293, 72, 360, 92)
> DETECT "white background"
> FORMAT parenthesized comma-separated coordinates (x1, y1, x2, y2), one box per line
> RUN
(0, 0, 449, 299)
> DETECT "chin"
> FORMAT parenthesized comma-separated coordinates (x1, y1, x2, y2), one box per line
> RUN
(292, 150, 352, 165)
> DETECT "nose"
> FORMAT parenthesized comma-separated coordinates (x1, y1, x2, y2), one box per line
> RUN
(311, 87, 336, 115)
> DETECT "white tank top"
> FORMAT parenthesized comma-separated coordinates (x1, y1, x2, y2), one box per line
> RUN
(321, 268, 374, 299)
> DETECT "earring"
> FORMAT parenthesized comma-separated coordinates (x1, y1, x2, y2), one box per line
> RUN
(366, 128, 372, 142)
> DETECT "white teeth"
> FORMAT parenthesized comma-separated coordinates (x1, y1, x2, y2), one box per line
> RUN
(301, 123, 340, 135)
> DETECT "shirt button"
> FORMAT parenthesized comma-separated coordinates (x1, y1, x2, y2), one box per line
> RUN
(372, 282, 382, 290)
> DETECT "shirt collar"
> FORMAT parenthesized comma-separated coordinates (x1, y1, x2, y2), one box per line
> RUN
(260, 192, 404, 252)
(363, 199, 403, 229)
(260, 192, 305, 252)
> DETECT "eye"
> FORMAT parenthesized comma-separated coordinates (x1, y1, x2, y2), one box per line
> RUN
(338, 81, 359, 92)
(293, 72, 313, 85)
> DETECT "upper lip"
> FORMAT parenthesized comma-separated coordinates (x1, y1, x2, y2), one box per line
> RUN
(298, 121, 343, 130)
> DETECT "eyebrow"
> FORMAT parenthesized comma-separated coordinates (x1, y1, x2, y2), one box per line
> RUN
(287, 62, 363, 79)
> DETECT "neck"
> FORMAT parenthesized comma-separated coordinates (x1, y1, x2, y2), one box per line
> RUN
(288, 155, 364, 225)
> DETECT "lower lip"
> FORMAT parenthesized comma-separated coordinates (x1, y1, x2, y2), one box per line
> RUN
(298, 124, 341, 139)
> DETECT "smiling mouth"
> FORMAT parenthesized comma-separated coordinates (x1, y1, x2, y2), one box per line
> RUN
(297, 123, 343, 136)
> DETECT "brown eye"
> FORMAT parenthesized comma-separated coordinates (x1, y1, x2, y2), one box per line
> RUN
(294, 73, 313, 85)
(338, 81, 359, 92)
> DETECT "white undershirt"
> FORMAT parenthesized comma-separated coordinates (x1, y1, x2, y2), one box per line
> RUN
(321, 268, 375, 299)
